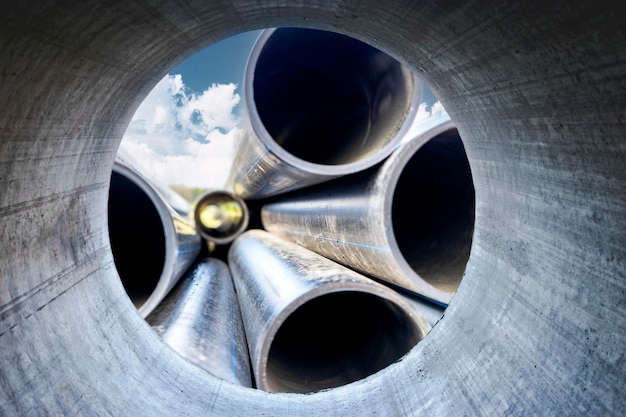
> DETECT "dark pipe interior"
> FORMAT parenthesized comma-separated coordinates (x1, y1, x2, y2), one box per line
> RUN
(265, 291, 421, 393)
(392, 129, 475, 294)
(108, 171, 166, 308)
(253, 27, 414, 166)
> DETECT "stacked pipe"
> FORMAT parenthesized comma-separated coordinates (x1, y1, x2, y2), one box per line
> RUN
(228, 230, 431, 393)
(108, 27, 464, 393)
(108, 152, 202, 318)
(146, 258, 252, 387)
(193, 190, 249, 245)
(261, 120, 475, 306)
(227, 27, 421, 199)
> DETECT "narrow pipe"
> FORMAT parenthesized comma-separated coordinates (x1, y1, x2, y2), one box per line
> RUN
(261, 120, 475, 306)
(228, 230, 430, 393)
(146, 258, 252, 387)
(193, 190, 249, 245)
(108, 156, 201, 318)
(227, 27, 421, 199)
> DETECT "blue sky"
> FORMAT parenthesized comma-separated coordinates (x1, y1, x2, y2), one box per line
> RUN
(120, 29, 448, 190)
(119, 31, 262, 189)
(170, 30, 262, 95)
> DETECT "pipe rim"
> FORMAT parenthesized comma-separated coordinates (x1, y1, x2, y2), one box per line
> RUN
(243, 27, 422, 177)
(193, 190, 250, 245)
(111, 162, 179, 318)
(380, 120, 472, 305)
(255, 280, 430, 392)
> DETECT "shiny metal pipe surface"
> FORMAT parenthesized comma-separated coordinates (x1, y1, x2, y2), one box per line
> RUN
(262, 120, 475, 306)
(228, 230, 430, 394)
(146, 258, 252, 387)
(108, 157, 201, 318)
(227, 27, 421, 199)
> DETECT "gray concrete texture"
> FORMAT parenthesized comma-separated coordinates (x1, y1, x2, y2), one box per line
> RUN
(0, 1, 624, 416)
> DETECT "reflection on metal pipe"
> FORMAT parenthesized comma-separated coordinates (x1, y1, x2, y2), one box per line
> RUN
(108, 155, 201, 318)
(227, 27, 421, 199)
(402, 293, 446, 327)
(146, 258, 252, 387)
(228, 230, 430, 393)
(262, 120, 475, 306)
(193, 190, 249, 245)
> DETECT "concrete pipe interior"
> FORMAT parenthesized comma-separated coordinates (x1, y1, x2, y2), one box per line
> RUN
(392, 128, 475, 294)
(1, 2, 623, 416)
(266, 291, 422, 394)
(251, 27, 416, 166)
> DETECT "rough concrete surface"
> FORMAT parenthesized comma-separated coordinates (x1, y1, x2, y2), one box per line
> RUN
(0, 1, 624, 416)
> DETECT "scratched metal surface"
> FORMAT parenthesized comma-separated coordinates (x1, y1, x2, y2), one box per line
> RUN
(228, 230, 430, 393)
(262, 120, 473, 305)
(147, 258, 252, 388)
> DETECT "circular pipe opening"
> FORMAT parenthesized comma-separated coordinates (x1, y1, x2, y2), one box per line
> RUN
(4, 3, 622, 415)
(111, 28, 449, 394)
(194, 191, 249, 245)
(108, 171, 167, 309)
(265, 291, 422, 393)
(251, 27, 417, 166)
(392, 128, 475, 294)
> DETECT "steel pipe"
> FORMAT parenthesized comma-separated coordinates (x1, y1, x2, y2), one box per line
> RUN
(108, 156, 201, 318)
(262, 120, 475, 306)
(193, 190, 249, 245)
(227, 27, 421, 199)
(228, 230, 430, 393)
(146, 258, 252, 387)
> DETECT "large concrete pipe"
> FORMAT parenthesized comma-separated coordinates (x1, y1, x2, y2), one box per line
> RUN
(227, 27, 421, 199)
(109, 156, 201, 318)
(146, 258, 252, 387)
(262, 120, 474, 306)
(228, 230, 430, 393)
(0, 1, 624, 416)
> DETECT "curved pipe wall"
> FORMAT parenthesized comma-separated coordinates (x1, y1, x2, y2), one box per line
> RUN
(146, 258, 252, 387)
(228, 230, 430, 393)
(109, 158, 202, 318)
(262, 120, 474, 306)
(0, 1, 623, 416)
(227, 27, 420, 199)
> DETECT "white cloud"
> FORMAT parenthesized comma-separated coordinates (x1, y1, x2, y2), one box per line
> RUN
(121, 129, 239, 190)
(120, 74, 241, 190)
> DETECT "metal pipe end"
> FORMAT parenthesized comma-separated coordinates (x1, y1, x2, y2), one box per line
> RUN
(228, 230, 430, 394)
(260, 119, 474, 306)
(193, 191, 249, 245)
(247, 27, 421, 174)
(387, 122, 475, 298)
(261, 290, 427, 393)
(108, 161, 201, 318)
(227, 27, 423, 199)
